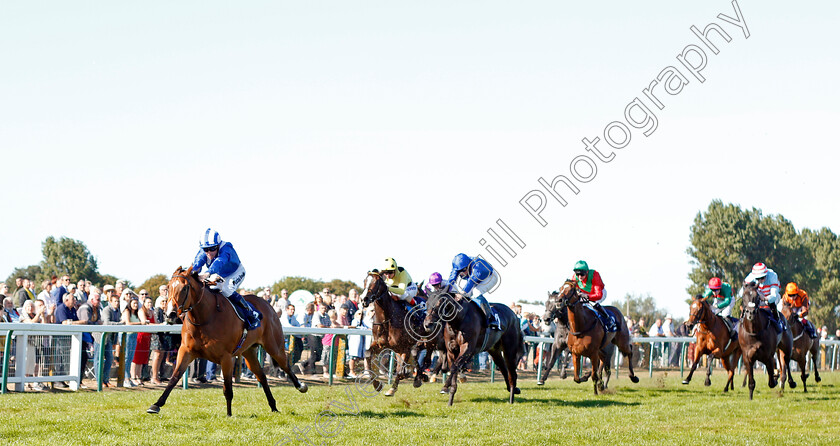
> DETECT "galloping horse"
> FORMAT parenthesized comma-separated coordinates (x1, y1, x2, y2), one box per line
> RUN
(682, 295, 741, 392)
(539, 290, 614, 385)
(148, 266, 307, 416)
(359, 271, 428, 396)
(424, 289, 525, 406)
(780, 302, 821, 392)
(738, 282, 795, 400)
(558, 280, 639, 395)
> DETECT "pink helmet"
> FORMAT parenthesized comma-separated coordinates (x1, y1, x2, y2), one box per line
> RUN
(752, 263, 768, 278)
(428, 272, 443, 286)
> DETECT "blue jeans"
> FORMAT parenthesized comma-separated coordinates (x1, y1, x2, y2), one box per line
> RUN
(124, 334, 137, 380)
(102, 341, 114, 384)
(206, 362, 218, 380)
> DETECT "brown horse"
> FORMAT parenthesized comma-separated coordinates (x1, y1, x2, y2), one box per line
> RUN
(423, 288, 525, 406)
(359, 271, 428, 396)
(147, 266, 307, 416)
(738, 282, 795, 400)
(682, 296, 741, 392)
(558, 280, 639, 395)
(780, 302, 821, 392)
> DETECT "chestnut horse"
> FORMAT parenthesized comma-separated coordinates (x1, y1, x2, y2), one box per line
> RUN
(780, 302, 821, 392)
(738, 282, 795, 400)
(359, 271, 428, 396)
(558, 280, 639, 395)
(682, 295, 741, 392)
(424, 288, 525, 406)
(147, 266, 307, 416)
(539, 290, 615, 385)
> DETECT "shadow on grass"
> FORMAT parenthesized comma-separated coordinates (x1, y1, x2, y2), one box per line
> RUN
(468, 396, 640, 408)
(338, 410, 423, 419)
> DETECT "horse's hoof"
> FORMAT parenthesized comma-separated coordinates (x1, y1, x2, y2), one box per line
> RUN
(439, 387, 450, 394)
(681, 380, 690, 385)
(513, 387, 521, 395)
(384, 388, 396, 397)
(297, 383, 308, 393)
(789, 381, 797, 389)
(815, 376, 822, 383)
(536, 381, 545, 386)
(629, 376, 639, 384)
(421, 374, 429, 383)
(146, 405, 160, 414)
(704, 380, 712, 387)
(560, 372, 567, 379)
(573, 377, 582, 384)
(412, 380, 422, 388)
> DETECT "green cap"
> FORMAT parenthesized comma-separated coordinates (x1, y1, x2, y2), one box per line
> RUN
(573, 260, 589, 272)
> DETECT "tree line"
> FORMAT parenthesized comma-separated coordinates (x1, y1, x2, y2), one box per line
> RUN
(687, 200, 840, 331)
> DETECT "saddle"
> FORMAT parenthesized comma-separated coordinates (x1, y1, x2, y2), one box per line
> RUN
(758, 307, 785, 333)
(586, 305, 617, 333)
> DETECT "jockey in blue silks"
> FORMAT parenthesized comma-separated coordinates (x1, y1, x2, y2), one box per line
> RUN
(192, 228, 260, 329)
(447, 253, 502, 330)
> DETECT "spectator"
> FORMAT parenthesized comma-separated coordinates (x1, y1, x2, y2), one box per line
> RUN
(20, 300, 47, 390)
(49, 275, 70, 308)
(78, 292, 102, 385)
(280, 304, 303, 373)
(342, 289, 359, 320)
(14, 278, 35, 308)
(834, 329, 840, 340)
(121, 295, 143, 387)
(115, 280, 126, 297)
(0, 283, 8, 301)
(273, 289, 290, 314)
(132, 297, 154, 384)
(322, 309, 337, 379)
(302, 302, 325, 375)
(36, 280, 51, 303)
(348, 306, 372, 378)
(151, 294, 170, 385)
(12, 277, 23, 298)
(75, 280, 88, 303)
(100, 286, 123, 388)
(54, 293, 83, 388)
(2, 297, 21, 322)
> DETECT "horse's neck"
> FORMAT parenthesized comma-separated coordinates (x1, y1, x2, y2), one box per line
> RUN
(188, 286, 219, 326)
(566, 305, 589, 332)
(443, 298, 468, 331)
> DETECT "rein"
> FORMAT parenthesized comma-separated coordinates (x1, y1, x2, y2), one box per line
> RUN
(171, 274, 213, 327)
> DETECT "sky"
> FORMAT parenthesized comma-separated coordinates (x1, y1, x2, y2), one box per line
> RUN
(1, 0, 838, 318)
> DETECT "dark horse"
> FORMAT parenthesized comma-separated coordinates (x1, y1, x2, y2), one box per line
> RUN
(780, 302, 821, 392)
(148, 266, 307, 416)
(682, 295, 741, 392)
(359, 271, 428, 396)
(539, 290, 614, 385)
(738, 282, 795, 400)
(424, 289, 525, 406)
(558, 280, 639, 395)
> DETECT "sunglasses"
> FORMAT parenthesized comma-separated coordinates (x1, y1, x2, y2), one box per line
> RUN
(574, 271, 587, 276)
(203, 246, 219, 252)
(140, 293, 149, 296)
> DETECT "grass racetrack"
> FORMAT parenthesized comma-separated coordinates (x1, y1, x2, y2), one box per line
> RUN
(3, 370, 839, 445)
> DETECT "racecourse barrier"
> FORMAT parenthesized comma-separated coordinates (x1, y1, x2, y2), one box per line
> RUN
(2, 323, 839, 392)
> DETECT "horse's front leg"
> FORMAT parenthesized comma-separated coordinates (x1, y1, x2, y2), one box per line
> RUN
(148, 346, 194, 414)
(571, 352, 585, 383)
(682, 347, 703, 385)
(220, 354, 236, 417)
(447, 343, 476, 407)
(384, 352, 409, 397)
(538, 343, 560, 385)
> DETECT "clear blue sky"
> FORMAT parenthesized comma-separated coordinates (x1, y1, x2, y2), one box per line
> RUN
(1, 0, 838, 317)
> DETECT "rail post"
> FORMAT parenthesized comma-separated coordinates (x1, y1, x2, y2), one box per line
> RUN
(2, 330, 13, 394)
(536, 343, 544, 383)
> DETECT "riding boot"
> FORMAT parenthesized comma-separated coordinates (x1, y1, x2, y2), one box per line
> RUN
(804, 320, 818, 338)
(727, 316, 739, 339)
(230, 292, 261, 329)
(770, 305, 784, 332)
(721, 315, 734, 334)
(594, 303, 616, 332)
(477, 297, 501, 331)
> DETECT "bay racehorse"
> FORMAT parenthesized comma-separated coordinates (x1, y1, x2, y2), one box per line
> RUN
(780, 302, 821, 392)
(738, 282, 795, 400)
(539, 290, 614, 385)
(682, 295, 741, 392)
(359, 271, 428, 396)
(148, 266, 307, 416)
(424, 288, 525, 406)
(558, 280, 639, 395)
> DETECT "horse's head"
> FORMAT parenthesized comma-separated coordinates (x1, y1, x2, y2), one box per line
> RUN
(359, 270, 388, 308)
(687, 294, 708, 329)
(423, 288, 461, 331)
(166, 265, 200, 321)
(557, 280, 583, 308)
(741, 282, 759, 321)
(544, 290, 565, 322)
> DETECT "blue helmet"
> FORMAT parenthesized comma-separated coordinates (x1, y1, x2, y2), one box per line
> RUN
(452, 253, 472, 272)
(199, 228, 222, 249)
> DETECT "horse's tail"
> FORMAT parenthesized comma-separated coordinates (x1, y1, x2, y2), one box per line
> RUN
(515, 326, 526, 364)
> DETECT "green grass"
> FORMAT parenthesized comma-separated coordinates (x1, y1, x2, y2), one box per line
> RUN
(3, 371, 839, 445)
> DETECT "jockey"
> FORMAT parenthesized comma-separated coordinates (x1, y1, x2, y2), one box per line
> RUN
(782, 282, 818, 338)
(741, 262, 784, 332)
(424, 272, 453, 295)
(703, 277, 737, 333)
(447, 253, 501, 331)
(381, 258, 419, 309)
(571, 260, 616, 332)
(192, 228, 260, 330)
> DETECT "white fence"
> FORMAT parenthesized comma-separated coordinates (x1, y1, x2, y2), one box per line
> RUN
(2, 323, 839, 392)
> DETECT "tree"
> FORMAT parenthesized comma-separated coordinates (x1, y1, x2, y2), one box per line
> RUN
(611, 293, 670, 325)
(135, 274, 168, 297)
(97, 274, 133, 290)
(270, 276, 323, 295)
(322, 278, 361, 296)
(39, 236, 100, 285)
(4, 265, 43, 291)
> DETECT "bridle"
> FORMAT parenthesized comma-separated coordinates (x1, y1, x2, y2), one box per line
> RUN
(169, 273, 209, 323)
(361, 273, 390, 328)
